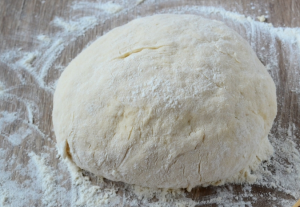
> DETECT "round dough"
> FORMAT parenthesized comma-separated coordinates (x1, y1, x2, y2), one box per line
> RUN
(53, 14, 277, 190)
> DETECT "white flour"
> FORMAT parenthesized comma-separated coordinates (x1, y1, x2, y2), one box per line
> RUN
(71, 1, 123, 14)
(0, 1, 299, 207)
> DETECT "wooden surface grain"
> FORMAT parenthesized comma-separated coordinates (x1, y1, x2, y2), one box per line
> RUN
(1, 0, 300, 206)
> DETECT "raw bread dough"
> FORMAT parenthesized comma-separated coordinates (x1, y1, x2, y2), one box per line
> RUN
(53, 14, 277, 190)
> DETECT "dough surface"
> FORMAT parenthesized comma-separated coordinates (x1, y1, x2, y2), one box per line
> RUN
(53, 14, 277, 190)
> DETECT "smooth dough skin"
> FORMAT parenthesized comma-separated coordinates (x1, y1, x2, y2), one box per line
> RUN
(53, 14, 277, 191)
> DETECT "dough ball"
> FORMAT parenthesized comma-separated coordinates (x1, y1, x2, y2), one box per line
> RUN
(53, 14, 277, 190)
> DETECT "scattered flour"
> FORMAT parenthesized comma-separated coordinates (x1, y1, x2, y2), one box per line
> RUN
(136, 0, 146, 6)
(37, 34, 51, 43)
(6, 127, 32, 146)
(257, 15, 266, 22)
(29, 152, 65, 207)
(71, 1, 123, 14)
(52, 16, 98, 33)
(0, 111, 18, 132)
(0, 148, 70, 206)
(0, 1, 300, 207)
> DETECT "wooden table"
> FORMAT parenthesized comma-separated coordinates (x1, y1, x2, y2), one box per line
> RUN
(1, 0, 300, 206)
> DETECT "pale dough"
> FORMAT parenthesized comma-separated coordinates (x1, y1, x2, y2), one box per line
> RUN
(53, 14, 277, 191)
